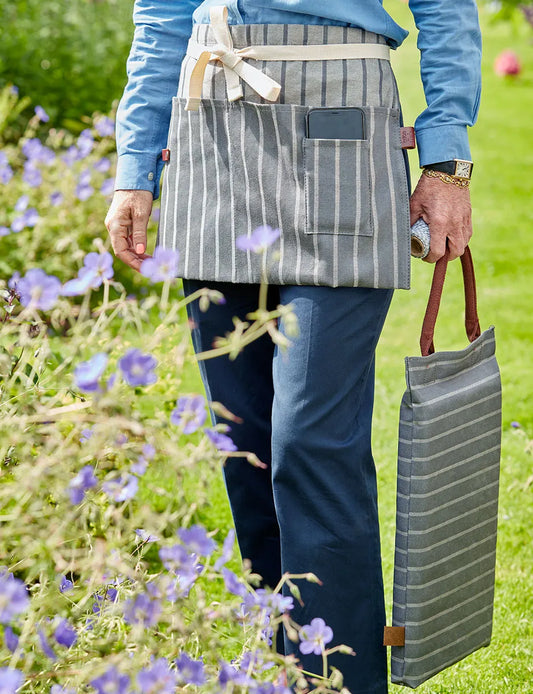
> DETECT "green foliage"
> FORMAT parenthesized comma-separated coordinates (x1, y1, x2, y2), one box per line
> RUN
(0, 0, 135, 136)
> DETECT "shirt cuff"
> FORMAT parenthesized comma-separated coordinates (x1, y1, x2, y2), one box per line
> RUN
(415, 125, 472, 168)
(114, 152, 164, 200)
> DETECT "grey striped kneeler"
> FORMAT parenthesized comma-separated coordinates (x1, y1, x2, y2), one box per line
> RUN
(391, 248, 502, 688)
(157, 21, 411, 289)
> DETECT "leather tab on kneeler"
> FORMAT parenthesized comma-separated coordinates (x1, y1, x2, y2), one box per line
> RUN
(400, 127, 416, 149)
(383, 626, 405, 646)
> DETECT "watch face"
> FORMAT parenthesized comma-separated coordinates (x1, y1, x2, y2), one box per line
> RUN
(454, 160, 473, 179)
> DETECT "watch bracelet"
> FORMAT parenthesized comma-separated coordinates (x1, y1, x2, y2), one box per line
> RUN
(422, 168, 470, 188)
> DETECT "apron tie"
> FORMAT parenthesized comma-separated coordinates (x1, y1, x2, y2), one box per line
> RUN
(186, 5, 281, 111)
(185, 5, 391, 111)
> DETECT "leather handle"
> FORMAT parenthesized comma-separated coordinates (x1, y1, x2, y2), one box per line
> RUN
(420, 246, 481, 357)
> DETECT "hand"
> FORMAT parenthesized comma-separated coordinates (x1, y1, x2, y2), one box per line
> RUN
(105, 189, 154, 272)
(409, 173, 472, 263)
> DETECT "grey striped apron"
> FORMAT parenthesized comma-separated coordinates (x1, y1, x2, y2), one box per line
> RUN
(156, 12, 411, 289)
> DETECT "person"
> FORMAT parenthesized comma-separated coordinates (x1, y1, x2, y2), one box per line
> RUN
(105, 1, 481, 691)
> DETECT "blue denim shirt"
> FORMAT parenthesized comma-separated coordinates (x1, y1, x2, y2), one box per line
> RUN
(115, 0, 481, 199)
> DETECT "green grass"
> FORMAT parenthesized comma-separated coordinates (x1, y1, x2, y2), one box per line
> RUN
(145, 3, 533, 690)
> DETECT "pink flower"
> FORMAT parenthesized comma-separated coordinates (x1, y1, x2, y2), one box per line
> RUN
(494, 50, 521, 77)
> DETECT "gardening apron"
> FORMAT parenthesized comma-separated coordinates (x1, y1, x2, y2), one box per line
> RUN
(156, 5, 411, 289)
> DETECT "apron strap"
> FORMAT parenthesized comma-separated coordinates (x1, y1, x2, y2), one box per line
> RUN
(185, 5, 390, 111)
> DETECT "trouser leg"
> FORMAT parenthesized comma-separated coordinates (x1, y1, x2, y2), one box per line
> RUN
(181, 279, 283, 598)
(271, 285, 393, 694)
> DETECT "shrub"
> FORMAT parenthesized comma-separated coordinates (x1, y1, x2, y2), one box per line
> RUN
(0, 0, 134, 137)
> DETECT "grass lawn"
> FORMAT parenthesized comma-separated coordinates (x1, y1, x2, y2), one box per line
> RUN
(141, 3, 533, 691)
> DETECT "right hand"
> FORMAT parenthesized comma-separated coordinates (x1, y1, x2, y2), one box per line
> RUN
(105, 189, 154, 272)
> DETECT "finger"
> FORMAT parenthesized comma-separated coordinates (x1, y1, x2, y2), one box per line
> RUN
(107, 220, 132, 256)
(409, 198, 426, 227)
(423, 222, 447, 264)
(116, 249, 151, 273)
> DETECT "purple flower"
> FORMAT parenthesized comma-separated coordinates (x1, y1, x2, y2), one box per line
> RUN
(23, 162, 42, 187)
(59, 575, 74, 593)
(178, 525, 216, 557)
(511, 421, 521, 429)
(8, 272, 20, 291)
(118, 348, 157, 387)
(50, 191, 63, 206)
(74, 353, 108, 392)
(95, 117, 115, 138)
(170, 395, 206, 434)
(75, 183, 94, 201)
(38, 628, 57, 660)
(93, 157, 111, 173)
(218, 661, 249, 687)
(137, 658, 177, 693)
(142, 443, 155, 459)
(130, 456, 148, 475)
(0, 668, 24, 694)
(0, 165, 13, 185)
(140, 246, 180, 283)
(135, 529, 159, 543)
(84, 251, 114, 285)
(0, 571, 29, 623)
(151, 207, 161, 222)
(100, 177, 115, 196)
(77, 129, 94, 158)
(90, 667, 131, 694)
(102, 474, 138, 502)
(14, 208, 39, 229)
(298, 617, 334, 655)
(21, 138, 43, 160)
(158, 545, 197, 579)
(61, 268, 96, 296)
(62, 146, 80, 166)
(236, 225, 280, 253)
(214, 528, 236, 570)
(0, 226, 10, 237)
(222, 568, 247, 597)
(10, 217, 26, 234)
(204, 427, 237, 452)
(80, 428, 93, 443)
(54, 619, 77, 647)
(35, 105, 49, 122)
(68, 465, 98, 504)
(124, 593, 161, 627)
(10, 85, 19, 95)
(4, 626, 19, 652)
(14, 195, 29, 212)
(16, 268, 61, 310)
(175, 653, 206, 686)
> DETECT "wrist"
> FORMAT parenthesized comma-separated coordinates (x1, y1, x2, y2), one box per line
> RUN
(423, 159, 474, 181)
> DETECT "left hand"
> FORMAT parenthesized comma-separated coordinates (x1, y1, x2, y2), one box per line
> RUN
(409, 173, 472, 263)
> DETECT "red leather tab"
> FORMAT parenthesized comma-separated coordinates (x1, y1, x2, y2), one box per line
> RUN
(400, 127, 416, 150)
(161, 148, 170, 161)
(383, 626, 405, 646)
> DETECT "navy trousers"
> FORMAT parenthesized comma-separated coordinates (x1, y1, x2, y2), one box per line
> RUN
(182, 279, 393, 694)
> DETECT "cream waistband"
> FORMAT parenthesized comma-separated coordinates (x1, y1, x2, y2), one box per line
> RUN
(185, 5, 391, 111)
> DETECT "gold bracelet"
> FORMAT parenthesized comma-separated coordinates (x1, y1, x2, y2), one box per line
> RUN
(423, 168, 470, 188)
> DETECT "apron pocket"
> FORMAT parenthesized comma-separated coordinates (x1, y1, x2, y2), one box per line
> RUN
(303, 137, 373, 236)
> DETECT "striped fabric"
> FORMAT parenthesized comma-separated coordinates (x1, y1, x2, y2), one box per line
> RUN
(392, 326, 502, 688)
(156, 22, 411, 288)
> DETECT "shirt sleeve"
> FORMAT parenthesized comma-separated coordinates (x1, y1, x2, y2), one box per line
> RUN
(114, 0, 203, 199)
(408, 0, 482, 167)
